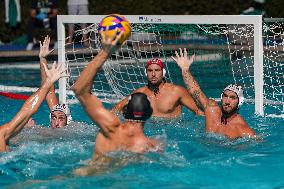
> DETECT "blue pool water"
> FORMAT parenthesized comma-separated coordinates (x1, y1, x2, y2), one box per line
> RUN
(0, 64, 284, 188)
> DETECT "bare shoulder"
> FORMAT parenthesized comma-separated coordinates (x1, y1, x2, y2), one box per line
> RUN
(207, 99, 219, 107)
(165, 83, 187, 93)
(235, 115, 249, 126)
(235, 115, 256, 136)
(134, 86, 147, 93)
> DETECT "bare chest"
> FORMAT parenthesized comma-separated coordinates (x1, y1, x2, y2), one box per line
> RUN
(147, 91, 181, 114)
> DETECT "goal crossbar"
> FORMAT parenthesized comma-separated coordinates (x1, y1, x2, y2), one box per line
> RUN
(57, 15, 264, 115)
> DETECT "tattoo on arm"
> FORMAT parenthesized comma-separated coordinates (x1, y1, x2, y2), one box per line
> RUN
(208, 100, 216, 107)
(182, 70, 208, 111)
(192, 90, 205, 111)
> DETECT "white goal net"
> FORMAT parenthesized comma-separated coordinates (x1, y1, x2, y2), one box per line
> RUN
(57, 15, 283, 117)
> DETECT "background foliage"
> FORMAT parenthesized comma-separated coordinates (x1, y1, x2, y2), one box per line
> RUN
(0, 0, 282, 43)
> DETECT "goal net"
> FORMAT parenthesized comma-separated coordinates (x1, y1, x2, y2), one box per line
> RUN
(57, 15, 283, 117)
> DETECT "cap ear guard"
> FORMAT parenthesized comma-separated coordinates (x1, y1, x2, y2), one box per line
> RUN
(144, 68, 166, 78)
(238, 95, 244, 107)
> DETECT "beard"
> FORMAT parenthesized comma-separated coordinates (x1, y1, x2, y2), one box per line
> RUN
(221, 105, 239, 125)
(147, 78, 166, 96)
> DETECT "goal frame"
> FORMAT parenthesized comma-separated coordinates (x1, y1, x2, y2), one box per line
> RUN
(57, 15, 264, 115)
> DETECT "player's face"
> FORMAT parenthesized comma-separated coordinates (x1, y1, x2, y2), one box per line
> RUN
(221, 90, 239, 113)
(146, 64, 163, 85)
(50, 111, 67, 128)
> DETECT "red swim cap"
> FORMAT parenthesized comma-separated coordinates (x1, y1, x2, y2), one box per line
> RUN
(146, 58, 164, 69)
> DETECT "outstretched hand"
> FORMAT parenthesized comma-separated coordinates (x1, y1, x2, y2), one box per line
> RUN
(42, 61, 68, 84)
(100, 27, 124, 55)
(171, 48, 195, 71)
(39, 35, 54, 59)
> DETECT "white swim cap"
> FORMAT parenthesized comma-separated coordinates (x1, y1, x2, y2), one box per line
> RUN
(222, 84, 244, 107)
(51, 104, 72, 124)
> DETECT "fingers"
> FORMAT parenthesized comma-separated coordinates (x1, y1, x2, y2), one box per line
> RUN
(60, 69, 69, 78)
(51, 61, 57, 70)
(49, 48, 55, 54)
(113, 30, 124, 45)
(100, 27, 123, 45)
(109, 27, 118, 42)
(56, 62, 69, 78)
(100, 28, 106, 43)
(175, 50, 180, 58)
(189, 54, 195, 62)
(44, 35, 50, 45)
(184, 48, 187, 56)
(179, 48, 183, 57)
(171, 56, 177, 62)
(57, 61, 65, 71)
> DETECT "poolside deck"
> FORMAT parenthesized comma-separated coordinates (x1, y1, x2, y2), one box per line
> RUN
(0, 42, 283, 63)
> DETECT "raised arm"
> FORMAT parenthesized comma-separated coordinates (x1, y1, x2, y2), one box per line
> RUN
(39, 36, 58, 111)
(171, 48, 209, 111)
(111, 96, 129, 114)
(71, 30, 123, 135)
(0, 62, 67, 152)
(178, 86, 204, 115)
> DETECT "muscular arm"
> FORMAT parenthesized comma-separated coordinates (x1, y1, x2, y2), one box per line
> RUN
(179, 87, 204, 115)
(72, 51, 120, 135)
(0, 130, 8, 152)
(0, 62, 66, 152)
(0, 64, 65, 152)
(39, 36, 58, 111)
(238, 122, 257, 138)
(111, 87, 144, 114)
(111, 96, 129, 114)
(181, 70, 209, 111)
(72, 31, 124, 135)
(4, 81, 53, 137)
(172, 48, 209, 111)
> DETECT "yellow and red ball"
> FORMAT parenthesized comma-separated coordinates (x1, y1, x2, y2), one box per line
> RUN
(98, 14, 131, 45)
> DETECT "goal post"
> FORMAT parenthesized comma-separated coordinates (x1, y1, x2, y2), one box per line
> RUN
(57, 15, 268, 115)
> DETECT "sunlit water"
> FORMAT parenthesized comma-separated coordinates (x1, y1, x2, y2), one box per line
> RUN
(0, 63, 283, 188)
(0, 96, 283, 189)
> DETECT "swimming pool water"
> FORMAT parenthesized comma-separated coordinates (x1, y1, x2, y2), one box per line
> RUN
(0, 95, 284, 188)
(0, 63, 283, 188)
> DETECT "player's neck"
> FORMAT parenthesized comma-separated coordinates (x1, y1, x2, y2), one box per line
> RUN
(123, 121, 145, 133)
(221, 110, 239, 125)
(147, 80, 165, 96)
(125, 120, 145, 127)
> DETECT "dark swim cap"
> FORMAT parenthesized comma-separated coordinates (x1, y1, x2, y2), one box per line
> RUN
(123, 92, 153, 121)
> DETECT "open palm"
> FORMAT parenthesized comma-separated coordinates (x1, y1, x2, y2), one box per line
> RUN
(171, 48, 195, 71)
(43, 61, 68, 83)
(39, 35, 54, 58)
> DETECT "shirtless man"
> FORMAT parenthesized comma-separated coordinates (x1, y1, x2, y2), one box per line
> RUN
(112, 58, 202, 118)
(0, 61, 67, 152)
(172, 48, 256, 139)
(71, 31, 160, 162)
(39, 36, 72, 128)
